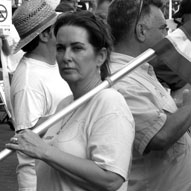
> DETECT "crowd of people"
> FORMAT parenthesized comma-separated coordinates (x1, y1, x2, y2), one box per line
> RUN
(0, 0, 191, 190)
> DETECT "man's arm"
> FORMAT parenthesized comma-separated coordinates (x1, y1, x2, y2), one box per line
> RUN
(0, 28, 11, 56)
(145, 89, 191, 153)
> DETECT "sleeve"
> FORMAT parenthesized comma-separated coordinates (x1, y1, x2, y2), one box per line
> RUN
(88, 91, 135, 180)
(13, 89, 45, 190)
(153, 62, 187, 91)
(12, 88, 45, 131)
(16, 152, 37, 191)
(117, 84, 167, 155)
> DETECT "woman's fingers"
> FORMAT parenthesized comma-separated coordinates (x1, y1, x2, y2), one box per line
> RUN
(10, 137, 19, 144)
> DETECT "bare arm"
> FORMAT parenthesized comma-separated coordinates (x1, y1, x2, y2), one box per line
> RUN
(7, 130, 124, 191)
(15, 117, 51, 191)
(145, 89, 191, 153)
(43, 146, 124, 191)
(1, 37, 11, 55)
(0, 34, 11, 56)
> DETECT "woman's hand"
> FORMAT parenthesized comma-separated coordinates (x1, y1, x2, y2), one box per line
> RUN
(6, 129, 50, 159)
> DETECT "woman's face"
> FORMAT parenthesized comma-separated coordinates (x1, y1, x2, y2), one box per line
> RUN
(56, 25, 101, 83)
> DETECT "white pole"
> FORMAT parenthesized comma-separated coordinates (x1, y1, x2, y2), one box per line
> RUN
(169, 0, 172, 19)
(0, 48, 156, 161)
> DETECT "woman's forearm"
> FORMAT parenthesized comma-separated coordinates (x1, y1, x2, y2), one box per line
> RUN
(42, 146, 124, 191)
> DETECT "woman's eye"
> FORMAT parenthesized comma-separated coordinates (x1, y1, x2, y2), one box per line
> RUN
(57, 46, 65, 52)
(73, 46, 83, 51)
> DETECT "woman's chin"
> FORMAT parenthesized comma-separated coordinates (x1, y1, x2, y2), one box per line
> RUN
(62, 75, 78, 83)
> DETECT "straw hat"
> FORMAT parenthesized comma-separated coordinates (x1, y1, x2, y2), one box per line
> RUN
(13, 0, 57, 53)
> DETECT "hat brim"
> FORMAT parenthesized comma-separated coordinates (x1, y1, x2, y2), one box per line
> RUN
(13, 15, 57, 54)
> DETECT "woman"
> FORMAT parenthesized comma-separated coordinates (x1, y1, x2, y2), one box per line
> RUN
(6, 11, 135, 191)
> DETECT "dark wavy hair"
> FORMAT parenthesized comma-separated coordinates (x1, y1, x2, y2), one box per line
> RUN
(54, 10, 113, 80)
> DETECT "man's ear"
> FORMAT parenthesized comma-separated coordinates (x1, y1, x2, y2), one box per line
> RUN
(135, 23, 146, 42)
(39, 30, 50, 42)
(96, 47, 107, 68)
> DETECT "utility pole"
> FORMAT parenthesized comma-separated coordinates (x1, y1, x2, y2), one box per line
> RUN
(169, 0, 172, 19)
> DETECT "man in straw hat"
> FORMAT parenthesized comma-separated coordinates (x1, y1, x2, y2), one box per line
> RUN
(10, 0, 72, 190)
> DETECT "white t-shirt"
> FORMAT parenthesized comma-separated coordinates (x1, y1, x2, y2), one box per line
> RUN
(36, 88, 135, 191)
(11, 56, 73, 131)
(11, 56, 73, 191)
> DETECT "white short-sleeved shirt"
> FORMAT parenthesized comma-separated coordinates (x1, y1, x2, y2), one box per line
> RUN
(11, 56, 73, 191)
(11, 56, 73, 131)
(35, 88, 135, 191)
(110, 52, 191, 191)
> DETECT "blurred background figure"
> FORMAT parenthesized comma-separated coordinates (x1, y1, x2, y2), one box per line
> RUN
(77, 0, 97, 12)
(59, 0, 96, 12)
(173, 0, 191, 27)
(153, 0, 191, 106)
(55, 1, 75, 13)
(95, 0, 112, 20)
(45, 0, 61, 9)
(60, 0, 79, 10)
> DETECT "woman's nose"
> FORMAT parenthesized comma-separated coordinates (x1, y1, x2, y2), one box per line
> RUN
(64, 49, 72, 61)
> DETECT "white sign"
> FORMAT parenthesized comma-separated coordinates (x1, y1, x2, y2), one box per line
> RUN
(0, 0, 12, 36)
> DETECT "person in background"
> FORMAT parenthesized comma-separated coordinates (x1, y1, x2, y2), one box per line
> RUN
(60, 0, 79, 10)
(107, 0, 191, 190)
(78, 0, 97, 12)
(1, 25, 25, 74)
(95, 0, 112, 20)
(45, 0, 61, 10)
(173, 0, 191, 26)
(0, 32, 11, 56)
(55, 1, 75, 13)
(7, 10, 135, 191)
(152, 0, 191, 105)
(10, 0, 73, 190)
(169, 0, 191, 104)
(0, 34, 8, 80)
(0, 5, 25, 74)
(59, 0, 97, 12)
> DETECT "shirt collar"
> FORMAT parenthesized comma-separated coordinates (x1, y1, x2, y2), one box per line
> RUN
(110, 52, 155, 76)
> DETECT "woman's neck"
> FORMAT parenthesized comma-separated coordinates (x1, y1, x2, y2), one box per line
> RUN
(69, 76, 102, 100)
